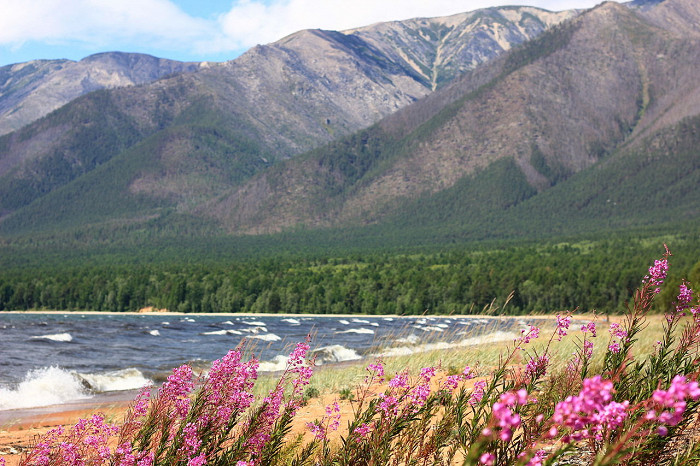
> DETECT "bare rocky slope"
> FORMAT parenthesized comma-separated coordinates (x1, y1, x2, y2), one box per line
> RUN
(202, 0, 700, 235)
(0, 52, 203, 135)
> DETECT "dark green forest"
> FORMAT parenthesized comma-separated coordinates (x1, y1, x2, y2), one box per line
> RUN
(2, 233, 698, 315)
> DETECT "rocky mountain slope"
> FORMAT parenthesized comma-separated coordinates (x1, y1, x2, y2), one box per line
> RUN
(201, 0, 700, 236)
(0, 5, 574, 230)
(0, 52, 203, 135)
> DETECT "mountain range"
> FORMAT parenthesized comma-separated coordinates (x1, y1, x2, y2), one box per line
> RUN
(0, 0, 698, 252)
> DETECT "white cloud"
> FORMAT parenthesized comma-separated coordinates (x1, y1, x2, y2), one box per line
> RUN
(0, 0, 210, 47)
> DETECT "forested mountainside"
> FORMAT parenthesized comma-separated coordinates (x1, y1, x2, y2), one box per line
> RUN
(0, 6, 575, 237)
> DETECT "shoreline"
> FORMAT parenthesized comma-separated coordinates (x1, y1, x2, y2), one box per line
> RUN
(0, 309, 603, 320)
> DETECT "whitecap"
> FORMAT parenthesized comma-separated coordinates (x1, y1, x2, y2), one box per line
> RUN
(312, 345, 361, 364)
(149, 330, 160, 336)
(161, 321, 170, 325)
(436, 323, 449, 329)
(242, 321, 265, 326)
(375, 331, 518, 358)
(77, 368, 152, 392)
(282, 318, 300, 325)
(202, 329, 243, 336)
(351, 318, 370, 324)
(181, 317, 195, 323)
(221, 321, 235, 326)
(382, 317, 394, 321)
(0, 367, 90, 410)
(338, 320, 350, 325)
(370, 322, 379, 327)
(246, 333, 281, 342)
(335, 328, 375, 335)
(258, 355, 289, 372)
(241, 327, 267, 334)
(414, 325, 444, 332)
(30, 332, 73, 342)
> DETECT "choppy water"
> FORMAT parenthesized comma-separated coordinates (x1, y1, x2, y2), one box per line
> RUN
(0, 313, 550, 410)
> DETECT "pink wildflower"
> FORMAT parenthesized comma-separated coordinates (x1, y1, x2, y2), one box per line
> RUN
(353, 423, 372, 438)
(491, 389, 529, 441)
(608, 341, 621, 354)
(480, 452, 495, 465)
(645, 257, 669, 293)
(525, 354, 550, 380)
(419, 366, 436, 382)
(519, 326, 540, 346)
(388, 371, 409, 390)
(552, 376, 629, 441)
(676, 282, 693, 315)
(378, 393, 399, 417)
(367, 360, 385, 379)
(556, 314, 572, 340)
(583, 340, 594, 360)
(469, 380, 487, 406)
(581, 322, 597, 337)
(188, 454, 207, 466)
(650, 375, 700, 426)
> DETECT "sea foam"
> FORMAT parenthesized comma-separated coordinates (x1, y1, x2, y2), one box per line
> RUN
(0, 367, 89, 410)
(77, 368, 152, 392)
(30, 332, 73, 342)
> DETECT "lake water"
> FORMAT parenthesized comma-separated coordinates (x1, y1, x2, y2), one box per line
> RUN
(0, 312, 552, 411)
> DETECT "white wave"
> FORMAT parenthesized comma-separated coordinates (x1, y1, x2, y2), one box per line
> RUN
(222, 321, 235, 325)
(312, 345, 361, 364)
(375, 331, 518, 358)
(162, 321, 170, 325)
(258, 355, 289, 372)
(181, 317, 195, 322)
(436, 323, 449, 329)
(77, 368, 152, 392)
(370, 322, 379, 327)
(282, 318, 300, 325)
(30, 332, 73, 342)
(336, 328, 375, 335)
(395, 334, 420, 344)
(202, 329, 242, 336)
(339, 320, 350, 325)
(0, 367, 90, 410)
(414, 325, 445, 332)
(241, 327, 267, 334)
(149, 330, 160, 336)
(416, 318, 427, 325)
(247, 333, 281, 342)
(243, 321, 265, 326)
(351, 318, 370, 324)
(383, 318, 394, 321)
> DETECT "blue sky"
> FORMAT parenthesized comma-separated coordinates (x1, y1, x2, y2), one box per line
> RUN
(1, 0, 616, 66)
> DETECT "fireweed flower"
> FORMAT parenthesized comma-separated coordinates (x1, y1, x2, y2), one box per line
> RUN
(491, 389, 529, 442)
(518, 326, 540, 346)
(525, 354, 550, 379)
(160, 364, 195, 417)
(676, 282, 693, 315)
(388, 371, 409, 390)
(555, 314, 572, 340)
(353, 423, 372, 438)
(307, 402, 342, 440)
(645, 256, 669, 293)
(649, 375, 700, 429)
(479, 452, 496, 465)
(469, 380, 487, 406)
(581, 322, 597, 337)
(552, 376, 629, 441)
(366, 360, 385, 381)
(378, 393, 399, 417)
